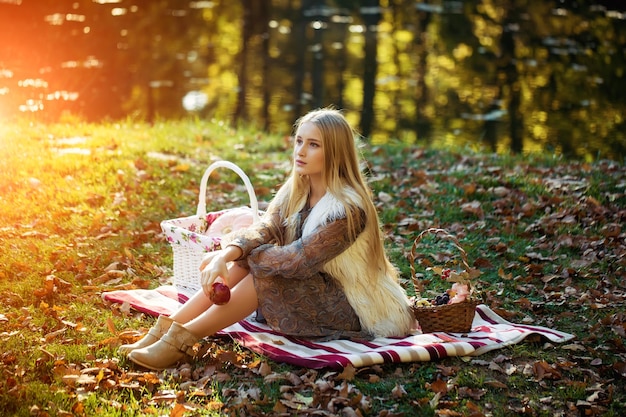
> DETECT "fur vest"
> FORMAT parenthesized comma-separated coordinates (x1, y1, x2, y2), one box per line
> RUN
(301, 191, 414, 338)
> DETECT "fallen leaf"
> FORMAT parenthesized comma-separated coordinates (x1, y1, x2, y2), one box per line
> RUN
(532, 360, 562, 381)
(461, 201, 484, 218)
(457, 386, 487, 400)
(484, 380, 508, 389)
(391, 383, 407, 399)
(336, 364, 356, 381)
(561, 343, 586, 351)
(429, 378, 448, 394)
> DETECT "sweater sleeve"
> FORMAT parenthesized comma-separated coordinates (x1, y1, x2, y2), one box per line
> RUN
(225, 204, 283, 260)
(246, 208, 366, 280)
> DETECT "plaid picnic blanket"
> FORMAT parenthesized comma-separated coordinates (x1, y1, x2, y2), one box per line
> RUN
(103, 288, 574, 369)
(219, 304, 575, 369)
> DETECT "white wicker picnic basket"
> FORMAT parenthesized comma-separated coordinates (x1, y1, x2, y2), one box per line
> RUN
(160, 161, 260, 298)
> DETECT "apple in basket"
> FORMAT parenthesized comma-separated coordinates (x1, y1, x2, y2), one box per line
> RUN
(209, 281, 231, 305)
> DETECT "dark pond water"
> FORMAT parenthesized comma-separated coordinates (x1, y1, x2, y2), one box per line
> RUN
(0, 0, 625, 161)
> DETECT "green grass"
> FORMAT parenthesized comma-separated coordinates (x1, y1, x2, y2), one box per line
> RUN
(1, 119, 625, 416)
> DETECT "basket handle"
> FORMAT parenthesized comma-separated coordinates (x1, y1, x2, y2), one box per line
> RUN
(197, 160, 260, 223)
(408, 228, 472, 296)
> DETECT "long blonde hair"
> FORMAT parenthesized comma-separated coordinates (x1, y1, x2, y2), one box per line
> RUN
(268, 108, 391, 275)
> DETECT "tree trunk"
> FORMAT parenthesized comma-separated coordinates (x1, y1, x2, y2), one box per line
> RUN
(359, 0, 381, 139)
(261, 0, 271, 130)
(500, 12, 523, 153)
(234, 0, 252, 125)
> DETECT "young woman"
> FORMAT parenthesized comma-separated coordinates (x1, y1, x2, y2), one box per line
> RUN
(121, 108, 415, 370)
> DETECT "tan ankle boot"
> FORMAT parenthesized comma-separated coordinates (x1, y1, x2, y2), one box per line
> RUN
(127, 322, 198, 370)
(118, 315, 174, 356)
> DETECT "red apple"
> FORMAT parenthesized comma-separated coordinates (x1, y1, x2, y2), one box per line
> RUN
(209, 282, 231, 305)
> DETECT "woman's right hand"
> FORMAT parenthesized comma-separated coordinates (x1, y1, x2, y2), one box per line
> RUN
(199, 246, 243, 297)
(199, 250, 229, 297)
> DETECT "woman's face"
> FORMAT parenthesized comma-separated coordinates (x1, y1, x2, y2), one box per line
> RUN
(293, 121, 324, 179)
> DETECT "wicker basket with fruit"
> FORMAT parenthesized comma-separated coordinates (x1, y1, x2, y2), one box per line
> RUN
(409, 228, 481, 333)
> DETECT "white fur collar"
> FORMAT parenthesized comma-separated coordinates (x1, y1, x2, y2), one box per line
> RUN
(302, 190, 356, 237)
(302, 187, 361, 236)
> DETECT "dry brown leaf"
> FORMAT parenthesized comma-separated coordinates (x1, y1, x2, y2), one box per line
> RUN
(497, 268, 512, 280)
(601, 223, 621, 238)
(484, 380, 508, 389)
(613, 362, 626, 377)
(533, 360, 562, 381)
(170, 402, 198, 417)
(435, 409, 462, 416)
(285, 372, 303, 386)
(429, 378, 448, 394)
(461, 201, 484, 218)
(337, 364, 356, 381)
(257, 361, 272, 377)
(457, 387, 487, 400)
(391, 383, 407, 399)
(436, 364, 458, 377)
(44, 327, 67, 342)
(106, 317, 117, 334)
(561, 343, 586, 351)
(463, 183, 477, 195)
(71, 402, 85, 415)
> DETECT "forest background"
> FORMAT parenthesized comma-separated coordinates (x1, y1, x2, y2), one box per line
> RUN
(0, 0, 625, 160)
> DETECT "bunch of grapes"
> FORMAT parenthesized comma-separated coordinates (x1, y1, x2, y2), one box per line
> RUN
(433, 291, 450, 306)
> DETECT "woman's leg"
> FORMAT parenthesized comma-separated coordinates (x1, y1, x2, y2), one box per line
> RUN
(120, 260, 251, 358)
(170, 262, 249, 324)
(223, 261, 250, 287)
(184, 273, 258, 337)
(127, 274, 258, 369)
